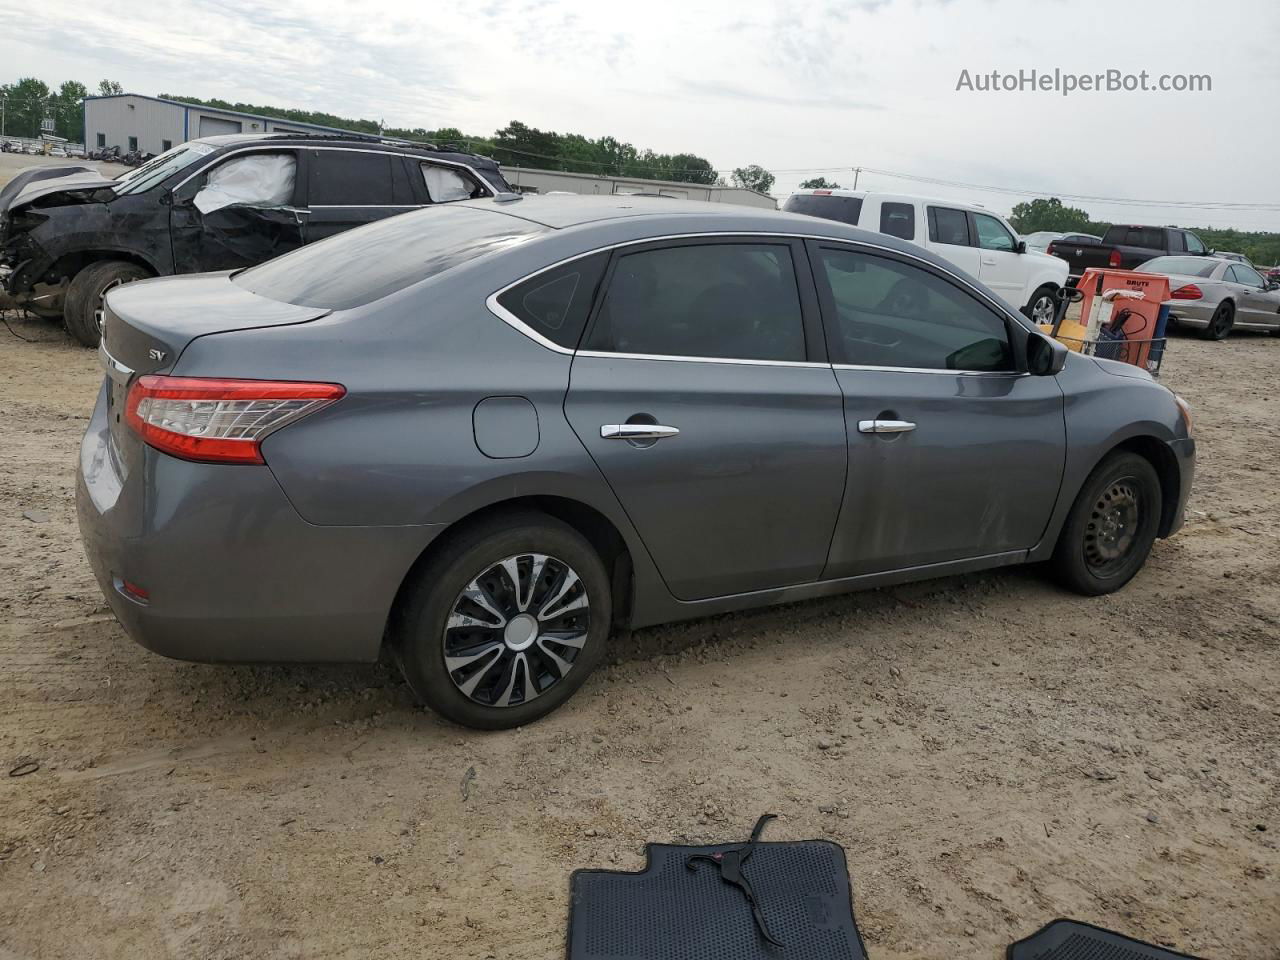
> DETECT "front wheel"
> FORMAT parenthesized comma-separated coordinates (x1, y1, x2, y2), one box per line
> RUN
(64, 260, 150, 348)
(1050, 451, 1161, 596)
(393, 512, 611, 729)
(1024, 285, 1057, 326)
(1200, 301, 1234, 341)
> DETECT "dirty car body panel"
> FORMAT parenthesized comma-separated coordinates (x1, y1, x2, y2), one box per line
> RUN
(77, 197, 1194, 674)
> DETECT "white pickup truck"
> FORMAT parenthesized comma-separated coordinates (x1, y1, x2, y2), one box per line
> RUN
(782, 189, 1069, 324)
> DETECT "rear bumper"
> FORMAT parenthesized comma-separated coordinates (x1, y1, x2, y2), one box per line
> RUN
(76, 383, 442, 663)
(1166, 301, 1216, 327)
(1165, 437, 1196, 537)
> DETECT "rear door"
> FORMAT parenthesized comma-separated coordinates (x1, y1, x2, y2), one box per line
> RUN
(924, 205, 982, 280)
(169, 148, 305, 273)
(971, 210, 1024, 309)
(563, 237, 847, 601)
(809, 240, 1065, 577)
(301, 148, 419, 243)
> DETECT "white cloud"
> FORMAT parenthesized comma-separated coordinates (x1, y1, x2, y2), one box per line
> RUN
(1, 0, 1276, 228)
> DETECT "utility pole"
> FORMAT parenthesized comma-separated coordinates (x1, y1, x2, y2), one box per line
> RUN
(1, 96, 6, 138)
(852, 166, 861, 189)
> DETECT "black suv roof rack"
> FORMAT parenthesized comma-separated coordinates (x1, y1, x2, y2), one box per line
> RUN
(258, 131, 448, 152)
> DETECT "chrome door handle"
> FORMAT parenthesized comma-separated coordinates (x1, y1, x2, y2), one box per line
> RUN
(600, 423, 680, 440)
(858, 419, 916, 434)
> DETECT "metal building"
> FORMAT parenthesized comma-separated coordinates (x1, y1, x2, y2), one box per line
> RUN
(81, 94, 371, 155)
(502, 166, 776, 209)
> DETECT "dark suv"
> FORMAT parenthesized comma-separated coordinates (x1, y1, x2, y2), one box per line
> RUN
(0, 133, 510, 345)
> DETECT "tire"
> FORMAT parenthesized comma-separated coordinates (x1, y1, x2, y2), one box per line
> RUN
(1050, 451, 1161, 596)
(392, 511, 612, 730)
(1200, 301, 1234, 341)
(64, 260, 150, 348)
(1024, 285, 1057, 327)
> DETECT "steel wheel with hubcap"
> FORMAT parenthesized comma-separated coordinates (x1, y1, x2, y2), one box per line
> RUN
(394, 511, 611, 729)
(1051, 451, 1161, 595)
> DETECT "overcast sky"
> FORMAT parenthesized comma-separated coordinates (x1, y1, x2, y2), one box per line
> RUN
(2, 0, 1276, 230)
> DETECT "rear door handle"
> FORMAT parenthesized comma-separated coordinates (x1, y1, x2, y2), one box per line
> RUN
(601, 424, 680, 440)
(982, 257, 997, 265)
(858, 419, 916, 434)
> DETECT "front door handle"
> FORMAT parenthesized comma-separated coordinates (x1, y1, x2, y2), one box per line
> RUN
(601, 423, 680, 440)
(858, 419, 916, 434)
(982, 256, 997, 265)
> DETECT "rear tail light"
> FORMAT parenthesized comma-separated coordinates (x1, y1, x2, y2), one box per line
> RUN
(813, 189, 832, 195)
(1045, 241, 1057, 256)
(1108, 249, 1122, 268)
(1171, 284, 1202, 300)
(125, 375, 345, 464)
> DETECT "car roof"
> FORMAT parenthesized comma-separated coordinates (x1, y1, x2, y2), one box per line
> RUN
(191, 132, 491, 163)
(785, 187, 1001, 216)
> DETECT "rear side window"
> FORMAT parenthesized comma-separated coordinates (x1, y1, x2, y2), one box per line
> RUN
(782, 194, 864, 226)
(308, 150, 395, 205)
(1121, 227, 1165, 248)
(879, 202, 915, 240)
(496, 253, 608, 349)
(1167, 231, 1185, 253)
(927, 206, 970, 246)
(422, 163, 482, 203)
(817, 246, 1012, 371)
(584, 242, 807, 362)
(233, 206, 542, 309)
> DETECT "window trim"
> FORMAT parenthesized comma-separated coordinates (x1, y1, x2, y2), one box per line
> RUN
(486, 231, 1031, 372)
(878, 201, 916, 242)
(927, 205, 974, 247)
(808, 239, 1025, 376)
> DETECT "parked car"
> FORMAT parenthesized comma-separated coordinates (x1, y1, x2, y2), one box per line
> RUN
(1137, 255, 1280, 339)
(781, 189, 1069, 325)
(1044, 231, 1102, 255)
(0, 132, 510, 346)
(1050, 224, 1211, 280)
(78, 196, 1195, 729)
(1021, 230, 1063, 254)
(1212, 250, 1253, 266)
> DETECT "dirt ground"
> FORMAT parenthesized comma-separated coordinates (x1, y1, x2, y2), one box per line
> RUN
(1, 174, 1278, 959)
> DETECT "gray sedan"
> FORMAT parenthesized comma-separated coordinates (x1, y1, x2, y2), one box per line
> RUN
(78, 197, 1195, 729)
(1139, 255, 1280, 340)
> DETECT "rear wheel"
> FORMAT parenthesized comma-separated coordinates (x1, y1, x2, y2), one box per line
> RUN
(64, 260, 150, 348)
(1200, 301, 1234, 341)
(393, 512, 611, 729)
(1051, 451, 1161, 596)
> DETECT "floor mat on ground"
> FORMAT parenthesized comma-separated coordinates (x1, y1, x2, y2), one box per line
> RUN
(567, 815, 868, 960)
(1007, 919, 1206, 960)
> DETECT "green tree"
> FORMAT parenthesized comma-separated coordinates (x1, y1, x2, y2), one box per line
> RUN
(97, 79, 124, 96)
(1008, 197, 1097, 234)
(1, 77, 51, 138)
(799, 176, 841, 189)
(731, 164, 776, 194)
(54, 80, 88, 140)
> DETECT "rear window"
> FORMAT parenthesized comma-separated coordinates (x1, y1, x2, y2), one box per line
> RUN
(233, 206, 542, 309)
(1138, 257, 1219, 278)
(782, 194, 864, 226)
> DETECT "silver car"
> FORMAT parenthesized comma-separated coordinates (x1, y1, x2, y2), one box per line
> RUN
(1138, 255, 1280, 340)
(78, 197, 1195, 729)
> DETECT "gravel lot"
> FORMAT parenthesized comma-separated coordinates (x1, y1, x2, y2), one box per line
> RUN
(1, 162, 1277, 959)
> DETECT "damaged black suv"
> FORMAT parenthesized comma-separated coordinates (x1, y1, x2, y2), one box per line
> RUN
(0, 132, 510, 346)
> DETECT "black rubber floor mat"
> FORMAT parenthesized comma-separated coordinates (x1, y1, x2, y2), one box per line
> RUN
(568, 817, 867, 959)
(1008, 919, 1206, 960)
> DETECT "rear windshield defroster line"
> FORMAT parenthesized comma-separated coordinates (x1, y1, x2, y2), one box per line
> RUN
(232, 206, 544, 310)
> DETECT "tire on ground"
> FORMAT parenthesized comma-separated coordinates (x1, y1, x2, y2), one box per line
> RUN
(1200, 301, 1234, 341)
(392, 510, 612, 730)
(64, 260, 151, 348)
(1050, 450, 1161, 596)
(1023, 284, 1057, 326)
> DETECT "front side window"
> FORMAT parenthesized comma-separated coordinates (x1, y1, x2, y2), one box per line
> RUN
(1184, 232, 1207, 254)
(928, 206, 970, 246)
(308, 150, 395, 205)
(193, 152, 296, 215)
(496, 253, 608, 349)
(879, 202, 915, 241)
(583, 242, 807, 362)
(817, 246, 1013, 371)
(1231, 264, 1265, 287)
(973, 213, 1016, 251)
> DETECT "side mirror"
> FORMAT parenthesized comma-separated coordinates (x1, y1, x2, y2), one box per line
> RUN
(1027, 332, 1069, 376)
(1015, 240, 1027, 254)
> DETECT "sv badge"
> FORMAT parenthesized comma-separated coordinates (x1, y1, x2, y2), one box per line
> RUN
(148, 348, 166, 362)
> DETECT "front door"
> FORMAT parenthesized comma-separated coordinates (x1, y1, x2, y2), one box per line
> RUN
(169, 149, 305, 273)
(563, 238, 847, 601)
(300, 148, 420, 244)
(808, 241, 1066, 578)
(1228, 264, 1280, 327)
(972, 210, 1025, 310)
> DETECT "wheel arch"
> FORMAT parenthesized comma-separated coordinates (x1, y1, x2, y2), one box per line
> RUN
(384, 495, 636, 650)
(52, 248, 160, 282)
(1104, 435, 1182, 537)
